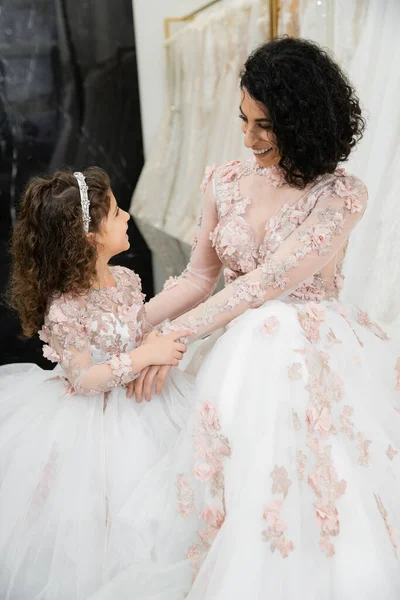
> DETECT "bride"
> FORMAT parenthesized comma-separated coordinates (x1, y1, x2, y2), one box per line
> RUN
(95, 37, 400, 599)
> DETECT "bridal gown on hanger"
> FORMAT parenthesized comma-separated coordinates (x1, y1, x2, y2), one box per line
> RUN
(90, 159, 400, 600)
(130, 0, 269, 278)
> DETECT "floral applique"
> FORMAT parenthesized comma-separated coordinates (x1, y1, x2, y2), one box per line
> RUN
(386, 445, 398, 461)
(292, 411, 302, 431)
(264, 316, 280, 335)
(357, 432, 371, 467)
(192, 403, 231, 495)
(297, 303, 326, 344)
(176, 474, 196, 519)
(187, 402, 231, 577)
(339, 406, 355, 440)
(262, 465, 294, 558)
(375, 494, 398, 558)
(326, 328, 342, 349)
(41, 266, 144, 396)
(357, 310, 389, 341)
(200, 164, 216, 194)
(303, 349, 347, 557)
(288, 363, 302, 380)
(296, 450, 308, 481)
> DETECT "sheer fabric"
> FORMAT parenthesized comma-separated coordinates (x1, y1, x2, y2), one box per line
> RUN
(146, 160, 367, 341)
(39, 266, 144, 395)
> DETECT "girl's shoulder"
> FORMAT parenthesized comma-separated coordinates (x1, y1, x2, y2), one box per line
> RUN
(110, 265, 142, 292)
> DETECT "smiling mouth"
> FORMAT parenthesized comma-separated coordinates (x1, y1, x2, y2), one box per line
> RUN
(253, 147, 273, 155)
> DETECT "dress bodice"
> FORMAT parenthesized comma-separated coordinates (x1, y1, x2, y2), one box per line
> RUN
(145, 158, 367, 342)
(208, 159, 356, 301)
(39, 266, 146, 395)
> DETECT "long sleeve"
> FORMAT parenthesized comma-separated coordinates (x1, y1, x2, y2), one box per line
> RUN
(163, 175, 368, 342)
(145, 172, 223, 326)
(40, 300, 138, 397)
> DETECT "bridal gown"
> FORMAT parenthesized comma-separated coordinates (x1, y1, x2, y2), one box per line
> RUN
(0, 266, 194, 600)
(91, 158, 400, 600)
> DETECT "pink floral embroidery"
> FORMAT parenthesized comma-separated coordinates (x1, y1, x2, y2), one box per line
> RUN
(326, 328, 342, 349)
(314, 502, 339, 556)
(262, 499, 294, 558)
(339, 406, 355, 440)
(296, 450, 307, 481)
(386, 445, 398, 461)
(357, 310, 389, 341)
(42, 344, 60, 363)
(288, 363, 302, 380)
(163, 276, 180, 291)
(270, 465, 292, 499)
(292, 411, 301, 430)
(297, 303, 326, 344)
(176, 474, 195, 519)
(306, 406, 335, 438)
(199, 504, 225, 531)
(48, 304, 70, 323)
(38, 327, 49, 343)
(200, 164, 216, 193)
(303, 348, 347, 557)
(357, 432, 371, 467)
(109, 353, 133, 380)
(266, 215, 281, 234)
(375, 494, 398, 558)
(186, 504, 226, 576)
(187, 403, 231, 578)
(192, 402, 231, 493)
(264, 316, 280, 335)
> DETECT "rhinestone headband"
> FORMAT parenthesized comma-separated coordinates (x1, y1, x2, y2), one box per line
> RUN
(73, 171, 91, 233)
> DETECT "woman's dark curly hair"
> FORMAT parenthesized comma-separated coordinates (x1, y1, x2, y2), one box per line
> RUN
(240, 37, 365, 187)
(8, 166, 111, 337)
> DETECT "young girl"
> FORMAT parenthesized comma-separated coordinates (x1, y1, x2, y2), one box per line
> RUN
(0, 167, 192, 600)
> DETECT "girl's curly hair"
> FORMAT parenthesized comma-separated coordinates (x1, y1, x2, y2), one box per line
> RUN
(8, 166, 111, 337)
(240, 37, 366, 187)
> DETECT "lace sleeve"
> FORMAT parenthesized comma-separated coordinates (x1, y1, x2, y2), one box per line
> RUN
(162, 175, 368, 342)
(40, 298, 139, 397)
(144, 167, 223, 326)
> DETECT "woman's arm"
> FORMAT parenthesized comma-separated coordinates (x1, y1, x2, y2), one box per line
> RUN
(144, 174, 223, 326)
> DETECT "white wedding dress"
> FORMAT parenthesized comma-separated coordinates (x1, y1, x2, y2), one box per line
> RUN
(89, 159, 400, 599)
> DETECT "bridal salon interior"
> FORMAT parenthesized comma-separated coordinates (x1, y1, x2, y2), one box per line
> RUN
(1, 0, 399, 368)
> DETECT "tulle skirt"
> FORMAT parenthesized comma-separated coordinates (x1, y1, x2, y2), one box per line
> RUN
(90, 299, 400, 600)
(0, 363, 194, 599)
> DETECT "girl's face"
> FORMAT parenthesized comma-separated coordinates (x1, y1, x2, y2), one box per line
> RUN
(94, 190, 130, 259)
(240, 88, 281, 167)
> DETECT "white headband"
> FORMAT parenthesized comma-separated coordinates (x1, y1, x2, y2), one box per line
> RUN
(73, 171, 91, 233)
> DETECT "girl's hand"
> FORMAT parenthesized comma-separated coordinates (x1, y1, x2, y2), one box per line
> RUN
(142, 330, 189, 367)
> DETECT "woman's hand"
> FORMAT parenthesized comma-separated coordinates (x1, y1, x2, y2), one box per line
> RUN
(126, 364, 172, 403)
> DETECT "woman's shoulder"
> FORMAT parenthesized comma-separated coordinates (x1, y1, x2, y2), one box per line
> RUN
(326, 168, 368, 209)
(200, 160, 244, 194)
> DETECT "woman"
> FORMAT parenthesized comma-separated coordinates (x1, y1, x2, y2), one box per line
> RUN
(96, 37, 400, 599)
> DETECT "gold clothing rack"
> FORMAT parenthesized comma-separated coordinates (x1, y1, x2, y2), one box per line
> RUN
(165, 0, 280, 41)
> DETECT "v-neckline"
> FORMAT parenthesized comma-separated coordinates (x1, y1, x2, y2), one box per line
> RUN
(229, 174, 334, 261)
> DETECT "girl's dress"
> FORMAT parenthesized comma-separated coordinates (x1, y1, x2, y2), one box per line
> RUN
(0, 265, 194, 600)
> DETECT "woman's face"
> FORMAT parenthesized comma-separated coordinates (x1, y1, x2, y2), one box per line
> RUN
(240, 88, 281, 167)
